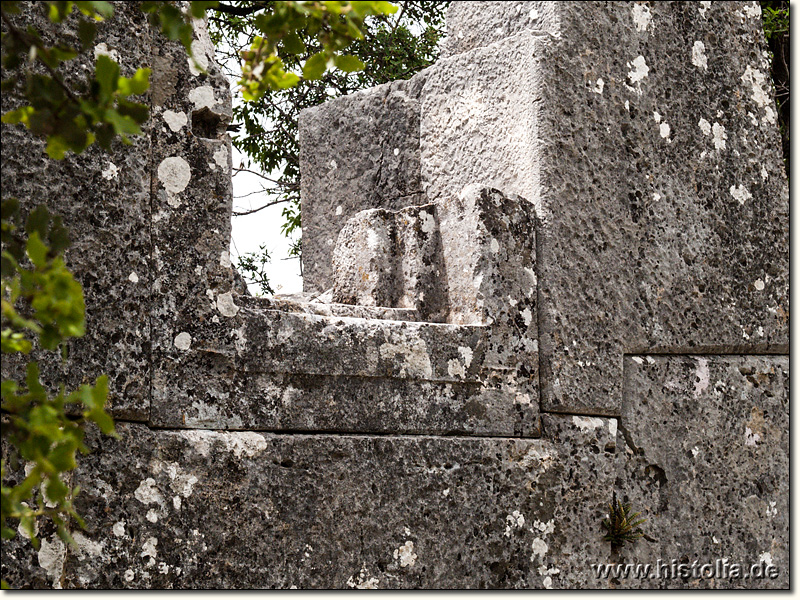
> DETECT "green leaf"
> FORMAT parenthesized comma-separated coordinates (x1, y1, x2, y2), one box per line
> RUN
(282, 32, 305, 55)
(95, 54, 119, 101)
(116, 67, 151, 96)
(333, 54, 364, 72)
(77, 20, 97, 50)
(1, 106, 34, 125)
(190, 1, 218, 18)
(302, 52, 328, 80)
(26, 232, 48, 268)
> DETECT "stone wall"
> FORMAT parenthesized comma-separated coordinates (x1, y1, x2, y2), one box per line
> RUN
(1, 1, 788, 589)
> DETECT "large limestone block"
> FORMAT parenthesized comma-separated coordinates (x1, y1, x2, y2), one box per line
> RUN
(331, 204, 447, 321)
(617, 354, 788, 589)
(0, 3, 153, 419)
(441, 1, 559, 58)
(422, 2, 788, 415)
(299, 76, 427, 293)
(34, 422, 614, 588)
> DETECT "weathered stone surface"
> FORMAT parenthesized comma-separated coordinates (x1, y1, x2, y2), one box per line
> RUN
(332, 203, 447, 321)
(616, 354, 789, 589)
(1, 0, 789, 590)
(51, 422, 616, 588)
(1, 3, 153, 420)
(532, 2, 789, 415)
(421, 33, 542, 207)
(441, 1, 559, 58)
(422, 2, 789, 415)
(299, 76, 427, 293)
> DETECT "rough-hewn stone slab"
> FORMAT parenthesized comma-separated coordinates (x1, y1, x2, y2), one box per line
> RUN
(299, 77, 427, 293)
(616, 354, 788, 589)
(43, 422, 613, 588)
(151, 356, 540, 436)
(422, 2, 789, 415)
(441, 1, 559, 58)
(0, 3, 153, 420)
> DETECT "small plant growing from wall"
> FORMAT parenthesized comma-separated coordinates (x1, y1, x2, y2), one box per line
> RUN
(601, 492, 646, 550)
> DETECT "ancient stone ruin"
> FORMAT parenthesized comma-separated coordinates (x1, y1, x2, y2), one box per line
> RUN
(1, 1, 788, 589)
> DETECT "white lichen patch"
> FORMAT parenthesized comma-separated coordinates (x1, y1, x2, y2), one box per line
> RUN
(188, 86, 216, 111)
(754, 278, 765, 291)
(146, 509, 159, 523)
(741, 66, 776, 124)
(729, 184, 752, 204)
(693, 357, 710, 397)
(712, 122, 727, 150)
(94, 42, 120, 62)
(394, 540, 417, 568)
(692, 41, 708, 70)
(659, 122, 671, 139)
(163, 110, 187, 132)
(157, 156, 191, 195)
(128, 271, 139, 283)
(37, 537, 66, 587)
(124, 569, 135, 582)
(627, 56, 650, 85)
(335, 205, 343, 216)
(173, 496, 182, 510)
(174, 332, 192, 350)
(212, 146, 229, 171)
(653, 111, 662, 123)
(698, 1, 711, 17)
(698, 118, 712, 135)
(490, 238, 500, 254)
(141, 536, 158, 560)
(347, 566, 380, 589)
(458, 346, 474, 368)
(521, 307, 533, 326)
(504, 510, 525, 537)
(419, 210, 436, 235)
(530, 537, 548, 561)
(759, 551, 773, 567)
(216, 291, 240, 317)
(113, 521, 126, 537)
(743, 3, 762, 19)
(188, 39, 210, 76)
(379, 338, 433, 379)
(102, 162, 119, 180)
(744, 426, 761, 446)
(532, 519, 555, 535)
(632, 3, 652, 31)
(447, 358, 466, 379)
(572, 415, 604, 432)
(765, 500, 777, 518)
(593, 78, 604, 94)
(134, 478, 165, 506)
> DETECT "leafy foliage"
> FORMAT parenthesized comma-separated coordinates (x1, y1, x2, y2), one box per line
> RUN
(236, 244, 275, 295)
(601, 493, 646, 549)
(759, 0, 789, 167)
(1, 199, 116, 588)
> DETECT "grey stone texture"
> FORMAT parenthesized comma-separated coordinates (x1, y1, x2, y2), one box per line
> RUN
(617, 354, 789, 589)
(299, 77, 427, 293)
(1, 0, 788, 590)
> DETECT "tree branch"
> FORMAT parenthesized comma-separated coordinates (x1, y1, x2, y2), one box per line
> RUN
(232, 198, 290, 216)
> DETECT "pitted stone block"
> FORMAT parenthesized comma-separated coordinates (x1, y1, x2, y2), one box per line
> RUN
(332, 208, 396, 308)
(441, 1, 559, 58)
(299, 76, 427, 293)
(421, 2, 789, 415)
(332, 204, 447, 322)
(617, 354, 788, 589)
